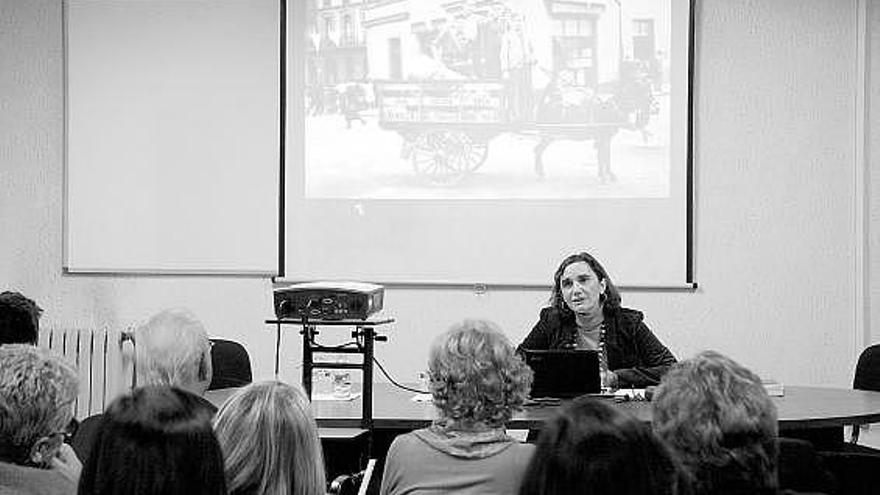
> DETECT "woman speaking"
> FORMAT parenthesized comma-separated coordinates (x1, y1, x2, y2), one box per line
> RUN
(519, 252, 677, 389)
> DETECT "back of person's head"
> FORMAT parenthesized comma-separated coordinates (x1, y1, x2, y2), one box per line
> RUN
(0, 291, 42, 345)
(0, 344, 78, 466)
(78, 385, 226, 495)
(428, 318, 532, 428)
(652, 350, 778, 495)
(519, 396, 679, 495)
(213, 381, 326, 495)
(135, 308, 212, 395)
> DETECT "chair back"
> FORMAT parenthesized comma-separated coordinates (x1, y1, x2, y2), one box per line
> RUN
(778, 437, 838, 494)
(854, 344, 880, 391)
(820, 451, 880, 495)
(208, 339, 252, 390)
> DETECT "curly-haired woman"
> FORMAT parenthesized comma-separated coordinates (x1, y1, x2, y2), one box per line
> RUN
(380, 319, 534, 495)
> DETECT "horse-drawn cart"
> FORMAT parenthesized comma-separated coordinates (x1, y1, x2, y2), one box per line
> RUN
(375, 79, 624, 185)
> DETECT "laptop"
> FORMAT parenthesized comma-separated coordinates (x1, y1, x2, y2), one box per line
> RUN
(521, 348, 601, 399)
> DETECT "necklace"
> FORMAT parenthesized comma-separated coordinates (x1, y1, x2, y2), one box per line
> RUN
(597, 321, 608, 374)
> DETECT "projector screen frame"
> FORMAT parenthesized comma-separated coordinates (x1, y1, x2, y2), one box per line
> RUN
(282, 0, 695, 288)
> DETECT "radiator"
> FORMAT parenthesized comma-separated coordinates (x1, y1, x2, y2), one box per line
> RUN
(40, 327, 133, 418)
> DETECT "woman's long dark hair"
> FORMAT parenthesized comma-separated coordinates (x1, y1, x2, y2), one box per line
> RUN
(78, 386, 226, 495)
(550, 252, 621, 319)
(519, 397, 681, 495)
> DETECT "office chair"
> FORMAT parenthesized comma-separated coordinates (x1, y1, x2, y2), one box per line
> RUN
(819, 451, 880, 495)
(850, 344, 880, 447)
(810, 344, 880, 495)
(208, 339, 253, 390)
(778, 438, 838, 494)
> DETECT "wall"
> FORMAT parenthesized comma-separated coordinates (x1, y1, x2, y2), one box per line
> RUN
(0, 0, 871, 397)
(869, 0, 880, 347)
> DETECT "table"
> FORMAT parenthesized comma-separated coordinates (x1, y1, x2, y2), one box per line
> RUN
(207, 384, 880, 432)
(206, 384, 880, 475)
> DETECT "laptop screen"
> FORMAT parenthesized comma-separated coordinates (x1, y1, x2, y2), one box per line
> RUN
(521, 348, 601, 398)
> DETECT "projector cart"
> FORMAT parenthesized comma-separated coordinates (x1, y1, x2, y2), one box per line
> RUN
(265, 316, 394, 431)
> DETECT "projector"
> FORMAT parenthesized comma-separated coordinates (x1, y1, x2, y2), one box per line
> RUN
(273, 281, 384, 321)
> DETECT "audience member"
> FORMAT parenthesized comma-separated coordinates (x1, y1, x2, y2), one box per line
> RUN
(519, 396, 681, 495)
(652, 350, 783, 495)
(0, 344, 81, 494)
(77, 386, 226, 495)
(71, 308, 214, 461)
(0, 290, 43, 345)
(133, 307, 214, 397)
(380, 319, 534, 495)
(213, 380, 326, 495)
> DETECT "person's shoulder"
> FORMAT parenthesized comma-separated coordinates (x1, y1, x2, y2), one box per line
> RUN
(538, 306, 564, 322)
(616, 307, 645, 323)
(503, 441, 536, 469)
(385, 430, 436, 468)
(538, 306, 555, 316)
(70, 412, 104, 460)
(510, 440, 536, 456)
(609, 307, 646, 333)
(0, 460, 77, 495)
(78, 412, 104, 425)
(388, 430, 422, 452)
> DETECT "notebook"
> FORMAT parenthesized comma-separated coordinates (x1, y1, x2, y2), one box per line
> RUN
(521, 348, 601, 399)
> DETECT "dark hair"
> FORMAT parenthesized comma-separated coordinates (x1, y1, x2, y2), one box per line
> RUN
(550, 252, 621, 318)
(519, 397, 680, 495)
(652, 351, 778, 495)
(0, 291, 42, 345)
(78, 386, 226, 495)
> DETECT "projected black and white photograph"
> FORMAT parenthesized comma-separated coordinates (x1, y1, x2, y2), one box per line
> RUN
(303, 0, 684, 199)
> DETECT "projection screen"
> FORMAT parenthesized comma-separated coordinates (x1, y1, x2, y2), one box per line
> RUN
(285, 0, 692, 286)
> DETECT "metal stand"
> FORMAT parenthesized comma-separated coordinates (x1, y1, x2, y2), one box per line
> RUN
(266, 317, 392, 430)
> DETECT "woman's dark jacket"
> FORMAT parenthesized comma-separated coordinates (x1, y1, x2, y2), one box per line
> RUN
(518, 306, 677, 388)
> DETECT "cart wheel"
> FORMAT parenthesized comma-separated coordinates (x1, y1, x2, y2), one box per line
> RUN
(468, 138, 489, 171)
(411, 130, 487, 185)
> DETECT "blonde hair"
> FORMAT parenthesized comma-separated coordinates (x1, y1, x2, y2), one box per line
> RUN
(135, 308, 211, 389)
(213, 381, 326, 495)
(429, 318, 532, 427)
